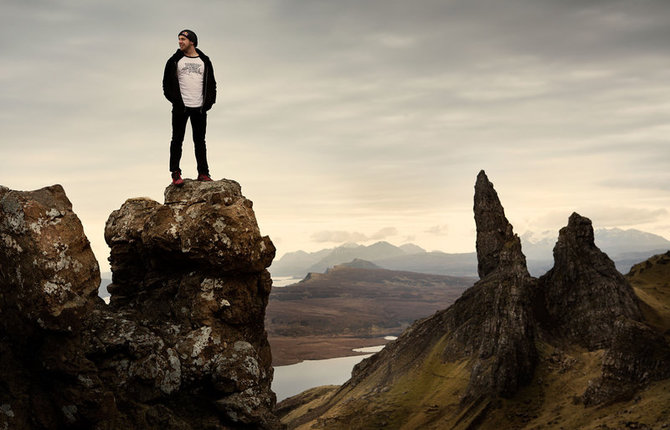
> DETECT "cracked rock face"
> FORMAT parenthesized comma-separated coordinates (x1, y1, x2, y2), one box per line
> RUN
(0, 184, 100, 331)
(105, 179, 274, 293)
(474, 170, 528, 279)
(0, 180, 281, 429)
(582, 318, 670, 405)
(464, 170, 537, 400)
(538, 212, 643, 350)
(347, 170, 538, 402)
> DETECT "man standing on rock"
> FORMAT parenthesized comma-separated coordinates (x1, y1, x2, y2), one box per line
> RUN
(163, 29, 217, 186)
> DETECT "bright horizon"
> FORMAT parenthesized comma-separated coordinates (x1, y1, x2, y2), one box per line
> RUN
(2, 1, 669, 273)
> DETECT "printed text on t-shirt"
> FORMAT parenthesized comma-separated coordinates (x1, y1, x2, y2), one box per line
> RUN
(181, 63, 202, 75)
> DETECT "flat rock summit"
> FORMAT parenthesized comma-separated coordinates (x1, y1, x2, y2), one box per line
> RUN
(0, 180, 281, 429)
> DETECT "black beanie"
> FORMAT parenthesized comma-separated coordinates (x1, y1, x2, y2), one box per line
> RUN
(178, 29, 198, 47)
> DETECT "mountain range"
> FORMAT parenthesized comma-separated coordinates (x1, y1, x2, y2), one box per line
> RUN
(270, 228, 670, 279)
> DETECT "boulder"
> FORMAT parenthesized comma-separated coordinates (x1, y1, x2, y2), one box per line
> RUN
(0, 184, 100, 331)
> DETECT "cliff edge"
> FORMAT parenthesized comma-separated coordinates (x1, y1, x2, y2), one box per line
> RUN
(0, 179, 282, 429)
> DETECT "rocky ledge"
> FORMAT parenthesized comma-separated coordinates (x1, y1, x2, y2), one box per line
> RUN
(0, 179, 281, 429)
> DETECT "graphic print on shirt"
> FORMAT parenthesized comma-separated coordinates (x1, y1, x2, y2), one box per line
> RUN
(177, 56, 205, 108)
(180, 62, 203, 76)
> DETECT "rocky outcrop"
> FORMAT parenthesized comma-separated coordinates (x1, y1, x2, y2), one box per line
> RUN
(583, 317, 670, 405)
(0, 185, 105, 429)
(538, 212, 643, 350)
(278, 171, 670, 429)
(341, 171, 538, 402)
(458, 171, 537, 400)
(0, 180, 281, 429)
(474, 171, 528, 279)
(0, 185, 100, 331)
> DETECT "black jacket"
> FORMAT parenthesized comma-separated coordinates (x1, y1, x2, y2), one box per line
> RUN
(163, 48, 216, 111)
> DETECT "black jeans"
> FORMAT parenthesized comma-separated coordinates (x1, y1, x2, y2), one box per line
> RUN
(169, 106, 209, 175)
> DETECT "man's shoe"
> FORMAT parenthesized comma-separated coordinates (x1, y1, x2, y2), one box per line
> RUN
(197, 173, 213, 182)
(171, 171, 184, 186)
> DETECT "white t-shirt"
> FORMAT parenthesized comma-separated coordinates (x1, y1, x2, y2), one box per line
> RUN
(177, 56, 205, 108)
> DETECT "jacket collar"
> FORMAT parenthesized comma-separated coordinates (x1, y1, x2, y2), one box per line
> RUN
(171, 48, 208, 61)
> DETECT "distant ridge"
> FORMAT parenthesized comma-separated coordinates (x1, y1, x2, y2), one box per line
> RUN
(334, 258, 381, 270)
(277, 171, 670, 429)
(270, 227, 669, 279)
(266, 262, 475, 339)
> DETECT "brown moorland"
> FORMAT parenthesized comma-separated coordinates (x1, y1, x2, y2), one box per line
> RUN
(266, 263, 475, 365)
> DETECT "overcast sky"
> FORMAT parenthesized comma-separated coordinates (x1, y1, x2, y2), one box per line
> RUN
(2, 0, 669, 272)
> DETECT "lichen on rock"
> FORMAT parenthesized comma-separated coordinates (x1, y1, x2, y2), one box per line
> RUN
(0, 180, 282, 429)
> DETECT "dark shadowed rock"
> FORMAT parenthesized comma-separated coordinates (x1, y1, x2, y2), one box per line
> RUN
(276, 172, 670, 429)
(0, 185, 110, 429)
(474, 170, 528, 279)
(275, 171, 670, 429)
(0, 180, 281, 429)
(462, 170, 537, 400)
(583, 318, 670, 405)
(538, 212, 643, 350)
(341, 170, 538, 403)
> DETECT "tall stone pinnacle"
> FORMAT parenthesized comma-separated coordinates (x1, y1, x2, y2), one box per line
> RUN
(474, 170, 528, 279)
(539, 212, 643, 350)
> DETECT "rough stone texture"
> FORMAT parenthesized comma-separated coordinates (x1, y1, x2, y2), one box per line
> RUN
(0, 180, 281, 429)
(346, 170, 538, 402)
(105, 179, 274, 301)
(0, 184, 100, 331)
(538, 212, 643, 350)
(474, 170, 528, 279)
(583, 318, 670, 405)
(460, 170, 537, 400)
(0, 185, 111, 429)
(277, 171, 670, 428)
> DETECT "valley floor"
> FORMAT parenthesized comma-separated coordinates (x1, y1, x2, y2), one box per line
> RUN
(270, 335, 393, 366)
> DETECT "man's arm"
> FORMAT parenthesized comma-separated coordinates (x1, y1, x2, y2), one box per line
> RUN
(204, 60, 216, 111)
(162, 58, 182, 105)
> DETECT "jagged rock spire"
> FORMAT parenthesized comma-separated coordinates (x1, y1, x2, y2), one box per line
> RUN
(539, 212, 643, 350)
(474, 170, 528, 279)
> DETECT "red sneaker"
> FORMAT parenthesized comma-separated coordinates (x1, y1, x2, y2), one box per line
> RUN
(171, 171, 184, 186)
(197, 173, 213, 182)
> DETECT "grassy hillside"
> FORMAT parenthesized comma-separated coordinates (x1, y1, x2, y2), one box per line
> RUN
(278, 252, 670, 429)
(282, 342, 670, 429)
(628, 251, 670, 334)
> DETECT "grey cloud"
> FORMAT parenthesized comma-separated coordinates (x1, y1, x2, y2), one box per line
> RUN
(369, 227, 399, 240)
(425, 225, 449, 236)
(599, 172, 670, 193)
(586, 207, 668, 227)
(310, 227, 399, 243)
(310, 231, 368, 243)
(3, 0, 670, 264)
(534, 207, 668, 230)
